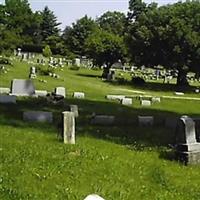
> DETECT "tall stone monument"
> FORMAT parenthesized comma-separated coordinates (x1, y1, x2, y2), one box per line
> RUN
(176, 115, 200, 165)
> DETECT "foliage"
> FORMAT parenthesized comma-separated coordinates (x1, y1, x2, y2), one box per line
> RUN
(97, 11, 126, 36)
(62, 15, 98, 55)
(126, 0, 200, 86)
(85, 29, 127, 67)
(42, 45, 52, 57)
(40, 6, 61, 41)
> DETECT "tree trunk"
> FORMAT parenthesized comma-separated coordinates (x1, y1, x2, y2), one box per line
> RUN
(176, 69, 189, 87)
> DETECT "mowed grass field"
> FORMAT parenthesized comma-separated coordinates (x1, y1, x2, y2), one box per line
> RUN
(0, 59, 200, 200)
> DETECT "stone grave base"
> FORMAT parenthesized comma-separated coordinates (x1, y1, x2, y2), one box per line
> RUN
(176, 150, 200, 165)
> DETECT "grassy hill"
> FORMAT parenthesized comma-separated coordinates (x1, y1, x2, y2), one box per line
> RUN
(0, 60, 200, 200)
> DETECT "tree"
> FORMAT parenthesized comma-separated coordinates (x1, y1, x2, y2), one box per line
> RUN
(40, 6, 61, 41)
(63, 15, 98, 55)
(0, 0, 41, 52)
(85, 29, 127, 68)
(126, 0, 200, 86)
(97, 11, 126, 36)
(42, 45, 52, 57)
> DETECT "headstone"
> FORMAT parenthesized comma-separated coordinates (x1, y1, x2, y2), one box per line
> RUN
(138, 116, 154, 126)
(23, 111, 53, 123)
(73, 92, 85, 99)
(35, 90, 48, 97)
(91, 115, 115, 125)
(29, 66, 37, 79)
(0, 87, 10, 94)
(175, 116, 200, 165)
(84, 194, 105, 200)
(55, 87, 66, 98)
(106, 95, 125, 101)
(0, 95, 16, 104)
(151, 97, 161, 103)
(121, 98, 132, 105)
(74, 58, 80, 66)
(62, 111, 75, 144)
(175, 92, 184, 95)
(11, 79, 35, 96)
(69, 105, 79, 117)
(141, 100, 151, 106)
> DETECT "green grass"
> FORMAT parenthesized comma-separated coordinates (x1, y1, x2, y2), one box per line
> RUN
(0, 59, 200, 200)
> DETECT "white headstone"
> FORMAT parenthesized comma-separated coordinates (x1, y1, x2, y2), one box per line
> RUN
(106, 95, 125, 101)
(151, 97, 161, 103)
(84, 194, 105, 200)
(55, 87, 66, 98)
(121, 98, 132, 105)
(73, 92, 85, 99)
(141, 100, 151, 106)
(175, 92, 184, 95)
(0, 87, 10, 94)
(35, 90, 48, 97)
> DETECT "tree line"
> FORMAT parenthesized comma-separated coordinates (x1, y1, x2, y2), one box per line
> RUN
(0, 0, 200, 85)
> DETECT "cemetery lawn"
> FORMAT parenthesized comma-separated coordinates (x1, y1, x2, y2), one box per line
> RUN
(0, 60, 200, 200)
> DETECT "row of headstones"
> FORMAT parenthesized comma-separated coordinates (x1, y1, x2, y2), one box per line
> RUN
(0, 79, 85, 100)
(106, 94, 161, 106)
(91, 115, 200, 165)
(20, 109, 200, 165)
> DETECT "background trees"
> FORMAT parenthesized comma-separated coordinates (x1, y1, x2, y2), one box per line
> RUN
(0, 0, 199, 85)
(126, 0, 200, 86)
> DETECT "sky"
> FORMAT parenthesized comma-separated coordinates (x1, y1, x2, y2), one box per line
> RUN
(1, 0, 181, 30)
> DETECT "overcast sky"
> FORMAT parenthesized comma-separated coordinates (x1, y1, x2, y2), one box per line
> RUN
(1, 0, 181, 30)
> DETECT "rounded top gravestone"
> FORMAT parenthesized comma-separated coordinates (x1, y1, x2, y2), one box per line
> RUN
(84, 194, 105, 200)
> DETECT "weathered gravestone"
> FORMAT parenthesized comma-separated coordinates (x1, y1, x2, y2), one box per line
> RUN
(0, 95, 16, 104)
(23, 111, 53, 123)
(35, 90, 48, 97)
(141, 100, 151, 106)
(176, 116, 200, 165)
(121, 98, 132, 105)
(138, 116, 154, 126)
(69, 105, 79, 117)
(106, 95, 125, 101)
(73, 92, 85, 99)
(55, 87, 66, 98)
(151, 97, 161, 103)
(11, 79, 35, 96)
(62, 111, 75, 144)
(84, 194, 105, 200)
(91, 115, 115, 125)
(0, 87, 10, 94)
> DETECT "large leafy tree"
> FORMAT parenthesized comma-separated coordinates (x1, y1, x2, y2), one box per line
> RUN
(63, 15, 98, 55)
(127, 0, 200, 86)
(85, 29, 126, 68)
(97, 11, 126, 36)
(0, 0, 41, 52)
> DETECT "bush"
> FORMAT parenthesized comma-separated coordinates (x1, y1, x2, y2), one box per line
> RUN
(42, 45, 52, 57)
(131, 77, 146, 85)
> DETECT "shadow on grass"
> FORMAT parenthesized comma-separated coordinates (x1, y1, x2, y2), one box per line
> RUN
(109, 79, 197, 93)
(76, 73, 102, 79)
(0, 97, 199, 161)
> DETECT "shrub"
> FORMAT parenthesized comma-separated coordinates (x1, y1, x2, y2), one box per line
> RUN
(42, 45, 52, 57)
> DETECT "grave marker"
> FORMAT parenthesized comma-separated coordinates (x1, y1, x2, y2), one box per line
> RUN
(62, 111, 75, 144)
(11, 79, 35, 96)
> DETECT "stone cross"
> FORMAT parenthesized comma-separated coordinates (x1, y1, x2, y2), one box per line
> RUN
(62, 111, 75, 144)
